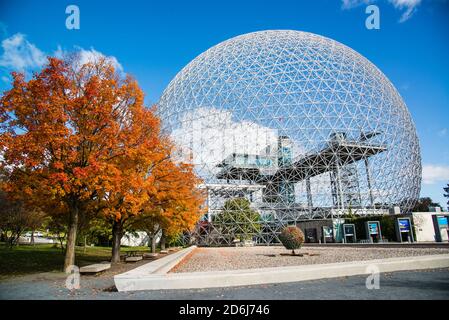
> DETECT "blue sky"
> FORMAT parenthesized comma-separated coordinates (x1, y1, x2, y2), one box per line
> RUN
(0, 0, 448, 207)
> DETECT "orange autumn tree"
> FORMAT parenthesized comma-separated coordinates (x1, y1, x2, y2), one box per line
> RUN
(133, 156, 206, 253)
(96, 139, 170, 263)
(0, 55, 162, 271)
(154, 160, 206, 248)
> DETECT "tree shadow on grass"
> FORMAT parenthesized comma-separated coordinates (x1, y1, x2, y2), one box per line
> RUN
(0, 244, 112, 279)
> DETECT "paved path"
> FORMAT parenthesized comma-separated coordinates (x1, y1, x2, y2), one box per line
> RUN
(1, 268, 448, 299)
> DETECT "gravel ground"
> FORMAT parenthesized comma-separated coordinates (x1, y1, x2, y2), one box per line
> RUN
(170, 246, 449, 273)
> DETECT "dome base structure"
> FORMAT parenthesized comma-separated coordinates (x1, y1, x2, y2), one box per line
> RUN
(157, 30, 422, 245)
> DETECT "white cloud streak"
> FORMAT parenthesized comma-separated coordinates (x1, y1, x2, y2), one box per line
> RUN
(0, 33, 46, 71)
(55, 45, 124, 75)
(0, 31, 124, 83)
(422, 164, 449, 184)
(171, 107, 280, 174)
(389, 0, 422, 22)
(341, 0, 422, 22)
(341, 0, 374, 9)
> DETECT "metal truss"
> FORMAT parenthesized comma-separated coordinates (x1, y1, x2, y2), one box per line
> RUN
(157, 30, 422, 245)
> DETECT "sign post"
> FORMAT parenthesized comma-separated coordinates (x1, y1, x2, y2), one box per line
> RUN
(432, 215, 449, 242)
(342, 224, 357, 243)
(322, 226, 334, 243)
(365, 221, 382, 243)
(332, 218, 345, 243)
(396, 217, 414, 243)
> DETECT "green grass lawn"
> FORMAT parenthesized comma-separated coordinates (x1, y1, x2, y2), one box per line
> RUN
(0, 243, 151, 279)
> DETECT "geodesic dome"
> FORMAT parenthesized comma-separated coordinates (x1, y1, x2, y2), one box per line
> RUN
(158, 30, 421, 245)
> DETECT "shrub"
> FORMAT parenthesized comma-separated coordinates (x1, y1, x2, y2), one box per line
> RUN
(279, 226, 304, 254)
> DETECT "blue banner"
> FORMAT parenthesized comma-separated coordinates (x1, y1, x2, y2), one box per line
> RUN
(398, 219, 410, 232)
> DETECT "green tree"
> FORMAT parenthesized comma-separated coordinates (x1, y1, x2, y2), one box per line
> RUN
(0, 190, 46, 247)
(215, 198, 261, 241)
(412, 197, 442, 212)
(444, 183, 449, 211)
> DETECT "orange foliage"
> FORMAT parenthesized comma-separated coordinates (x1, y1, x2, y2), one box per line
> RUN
(146, 157, 206, 237)
(0, 55, 206, 264)
(0, 57, 160, 209)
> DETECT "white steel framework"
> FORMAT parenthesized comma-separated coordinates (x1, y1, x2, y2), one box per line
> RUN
(157, 30, 422, 246)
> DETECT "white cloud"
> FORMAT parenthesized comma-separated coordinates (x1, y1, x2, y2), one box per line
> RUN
(79, 48, 123, 73)
(170, 107, 305, 178)
(0, 33, 47, 71)
(172, 108, 278, 173)
(422, 164, 449, 184)
(341, 0, 421, 22)
(389, 0, 422, 22)
(0, 33, 123, 77)
(341, 0, 374, 9)
(55, 45, 124, 74)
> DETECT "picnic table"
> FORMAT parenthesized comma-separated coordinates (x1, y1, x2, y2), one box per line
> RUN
(125, 250, 146, 257)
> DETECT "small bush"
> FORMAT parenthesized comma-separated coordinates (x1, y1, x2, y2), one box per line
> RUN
(279, 226, 304, 254)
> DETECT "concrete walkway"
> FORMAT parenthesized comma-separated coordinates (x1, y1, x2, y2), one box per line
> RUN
(1, 268, 448, 299)
(114, 247, 449, 291)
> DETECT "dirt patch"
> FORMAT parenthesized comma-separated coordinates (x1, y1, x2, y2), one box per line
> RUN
(102, 285, 118, 292)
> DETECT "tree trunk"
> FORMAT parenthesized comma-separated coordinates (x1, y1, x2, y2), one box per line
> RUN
(7, 233, 14, 248)
(160, 230, 166, 251)
(30, 229, 35, 246)
(64, 203, 79, 272)
(151, 235, 157, 253)
(58, 232, 66, 254)
(111, 220, 123, 264)
(8, 228, 22, 248)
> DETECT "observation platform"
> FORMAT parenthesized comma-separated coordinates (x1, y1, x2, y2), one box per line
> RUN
(216, 140, 386, 183)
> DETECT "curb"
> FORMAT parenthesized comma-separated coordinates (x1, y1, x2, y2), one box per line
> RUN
(114, 246, 197, 291)
(302, 243, 449, 248)
(114, 252, 449, 291)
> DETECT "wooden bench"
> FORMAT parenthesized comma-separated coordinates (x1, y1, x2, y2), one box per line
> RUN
(80, 263, 111, 274)
(125, 256, 143, 262)
(143, 253, 158, 259)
